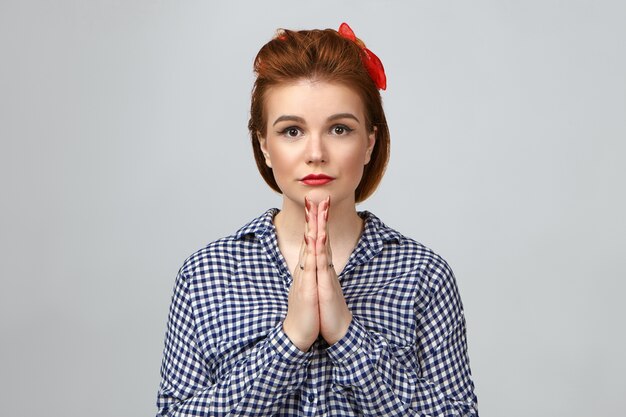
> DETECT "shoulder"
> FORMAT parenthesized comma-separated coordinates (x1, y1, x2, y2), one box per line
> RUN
(363, 211, 457, 291)
(176, 208, 279, 286)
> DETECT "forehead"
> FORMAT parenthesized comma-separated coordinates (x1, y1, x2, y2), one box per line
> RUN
(264, 80, 366, 124)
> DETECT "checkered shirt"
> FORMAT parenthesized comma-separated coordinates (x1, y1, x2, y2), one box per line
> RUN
(156, 209, 478, 416)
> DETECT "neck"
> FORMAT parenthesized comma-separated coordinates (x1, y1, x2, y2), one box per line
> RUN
(274, 196, 363, 246)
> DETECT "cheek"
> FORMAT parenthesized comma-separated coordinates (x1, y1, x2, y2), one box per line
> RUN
(343, 151, 367, 182)
(268, 146, 296, 170)
(267, 145, 299, 186)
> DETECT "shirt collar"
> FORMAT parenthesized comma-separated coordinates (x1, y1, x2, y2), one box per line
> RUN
(234, 208, 402, 245)
(235, 208, 403, 278)
(343, 210, 402, 273)
(359, 210, 403, 245)
(234, 208, 280, 241)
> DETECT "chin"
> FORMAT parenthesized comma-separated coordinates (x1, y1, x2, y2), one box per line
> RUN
(304, 189, 333, 205)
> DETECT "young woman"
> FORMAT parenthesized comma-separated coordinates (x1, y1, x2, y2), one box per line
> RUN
(156, 23, 478, 416)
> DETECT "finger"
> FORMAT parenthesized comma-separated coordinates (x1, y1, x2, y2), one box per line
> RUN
(300, 226, 318, 292)
(316, 197, 329, 257)
(324, 196, 332, 258)
(303, 197, 316, 270)
(293, 233, 307, 277)
(323, 196, 335, 273)
(304, 195, 310, 237)
(315, 233, 335, 276)
(326, 228, 334, 272)
(315, 197, 332, 271)
(304, 229, 317, 277)
(306, 196, 318, 244)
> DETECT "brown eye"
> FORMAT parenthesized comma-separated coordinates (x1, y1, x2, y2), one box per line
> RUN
(280, 127, 302, 138)
(331, 125, 352, 135)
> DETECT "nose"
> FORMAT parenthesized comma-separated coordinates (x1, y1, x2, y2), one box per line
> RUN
(305, 132, 326, 164)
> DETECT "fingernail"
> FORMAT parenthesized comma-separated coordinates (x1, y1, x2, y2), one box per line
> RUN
(326, 196, 331, 217)
(304, 197, 310, 222)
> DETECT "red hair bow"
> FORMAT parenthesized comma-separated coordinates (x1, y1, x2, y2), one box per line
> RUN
(338, 22, 387, 90)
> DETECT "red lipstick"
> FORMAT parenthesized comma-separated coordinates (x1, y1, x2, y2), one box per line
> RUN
(300, 173, 335, 186)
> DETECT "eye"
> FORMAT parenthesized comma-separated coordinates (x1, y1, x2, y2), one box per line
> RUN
(279, 126, 302, 138)
(331, 125, 353, 136)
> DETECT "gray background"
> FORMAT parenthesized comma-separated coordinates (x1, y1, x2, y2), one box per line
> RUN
(1, 1, 624, 416)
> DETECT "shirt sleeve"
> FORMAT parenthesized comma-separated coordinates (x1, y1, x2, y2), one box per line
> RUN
(326, 259, 478, 416)
(156, 271, 311, 416)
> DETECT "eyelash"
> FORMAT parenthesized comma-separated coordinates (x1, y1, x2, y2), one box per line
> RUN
(277, 124, 354, 138)
(279, 126, 303, 138)
(330, 124, 353, 135)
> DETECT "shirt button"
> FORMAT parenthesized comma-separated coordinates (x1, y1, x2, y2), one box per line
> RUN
(307, 394, 316, 403)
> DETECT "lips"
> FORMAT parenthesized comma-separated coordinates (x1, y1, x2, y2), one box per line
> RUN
(300, 173, 335, 186)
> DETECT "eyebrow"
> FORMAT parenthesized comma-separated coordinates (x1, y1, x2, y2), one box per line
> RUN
(327, 113, 360, 123)
(272, 115, 305, 126)
(272, 113, 360, 126)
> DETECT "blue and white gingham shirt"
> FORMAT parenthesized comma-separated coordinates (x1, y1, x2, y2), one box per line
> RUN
(156, 209, 478, 416)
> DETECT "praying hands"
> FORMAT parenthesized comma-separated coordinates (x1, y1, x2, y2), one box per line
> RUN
(282, 196, 353, 351)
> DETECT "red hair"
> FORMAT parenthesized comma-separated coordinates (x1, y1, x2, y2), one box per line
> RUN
(248, 27, 390, 203)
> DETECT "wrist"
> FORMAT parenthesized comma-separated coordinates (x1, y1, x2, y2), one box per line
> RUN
(323, 312, 353, 346)
(282, 320, 315, 352)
